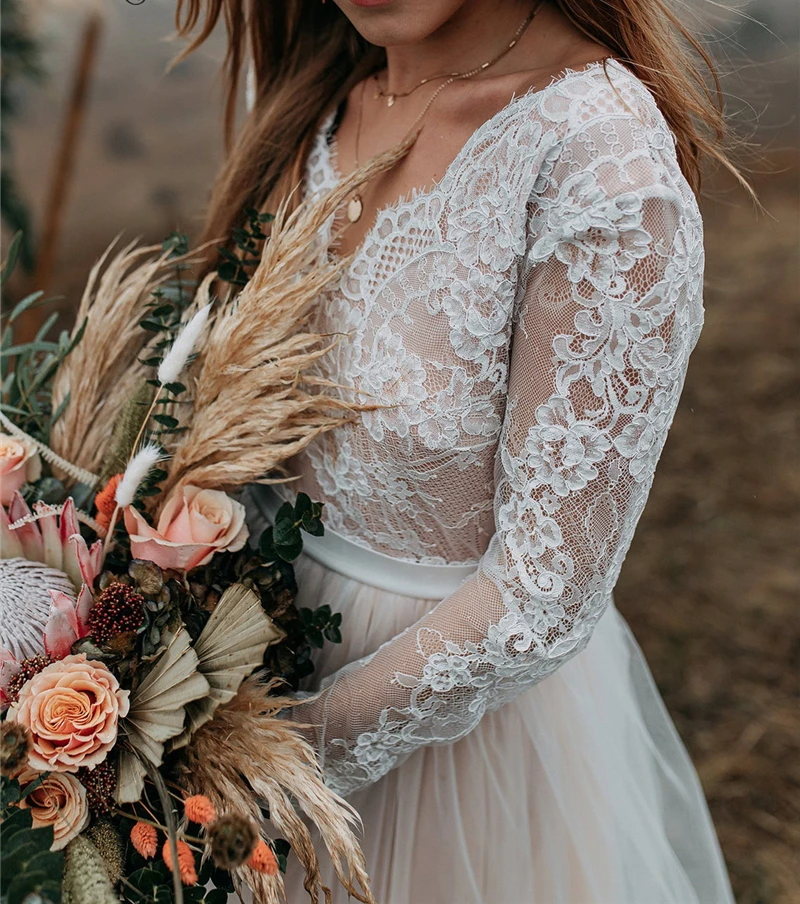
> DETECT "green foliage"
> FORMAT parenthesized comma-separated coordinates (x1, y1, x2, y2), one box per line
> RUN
(121, 845, 233, 903)
(123, 862, 173, 903)
(1, 0, 44, 272)
(216, 207, 274, 287)
(272, 838, 291, 874)
(299, 604, 342, 649)
(1, 236, 87, 444)
(1, 776, 63, 904)
(260, 492, 325, 563)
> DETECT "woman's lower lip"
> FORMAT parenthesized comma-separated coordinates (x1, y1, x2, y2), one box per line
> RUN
(348, 0, 394, 7)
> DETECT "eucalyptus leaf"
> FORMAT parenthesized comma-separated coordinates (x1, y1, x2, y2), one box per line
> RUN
(1, 231, 23, 284)
(6, 289, 45, 321)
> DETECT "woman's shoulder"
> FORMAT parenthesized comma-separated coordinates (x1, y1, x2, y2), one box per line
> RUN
(509, 59, 675, 150)
(502, 59, 696, 204)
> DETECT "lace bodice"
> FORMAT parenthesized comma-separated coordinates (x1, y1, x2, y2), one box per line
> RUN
(269, 60, 705, 797)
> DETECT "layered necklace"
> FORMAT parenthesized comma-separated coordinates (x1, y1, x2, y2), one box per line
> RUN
(346, 0, 545, 224)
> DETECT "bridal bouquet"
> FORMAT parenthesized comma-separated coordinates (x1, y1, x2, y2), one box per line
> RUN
(0, 152, 396, 904)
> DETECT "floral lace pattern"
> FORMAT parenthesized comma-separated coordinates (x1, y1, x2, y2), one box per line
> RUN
(271, 60, 705, 796)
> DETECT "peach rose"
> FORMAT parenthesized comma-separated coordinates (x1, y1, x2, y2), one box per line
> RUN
(0, 434, 41, 505)
(123, 486, 249, 571)
(17, 768, 90, 850)
(7, 654, 130, 772)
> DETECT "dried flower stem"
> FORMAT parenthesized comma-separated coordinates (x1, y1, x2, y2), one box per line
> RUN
(0, 410, 99, 488)
(113, 810, 205, 846)
(7, 502, 106, 537)
(143, 758, 184, 904)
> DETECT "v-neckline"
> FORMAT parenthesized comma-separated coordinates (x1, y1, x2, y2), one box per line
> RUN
(316, 58, 621, 262)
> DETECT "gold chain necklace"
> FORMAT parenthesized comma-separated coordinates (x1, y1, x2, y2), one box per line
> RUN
(347, 0, 544, 224)
(373, 2, 542, 108)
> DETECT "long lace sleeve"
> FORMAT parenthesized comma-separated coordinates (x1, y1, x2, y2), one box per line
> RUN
(292, 106, 705, 798)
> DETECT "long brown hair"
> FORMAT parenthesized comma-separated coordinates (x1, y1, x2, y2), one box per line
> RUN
(173, 0, 742, 267)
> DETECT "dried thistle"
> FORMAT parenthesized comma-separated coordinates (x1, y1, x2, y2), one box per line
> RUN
(208, 813, 258, 870)
(180, 676, 375, 904)
(0, 720, 32, 775)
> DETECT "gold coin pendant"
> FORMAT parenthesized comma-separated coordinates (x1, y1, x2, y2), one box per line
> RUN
(347, 195, 363, 223)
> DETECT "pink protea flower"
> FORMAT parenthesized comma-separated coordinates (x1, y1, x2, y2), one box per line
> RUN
(0, 494, 103, 702)
(1, 494, 103, 592)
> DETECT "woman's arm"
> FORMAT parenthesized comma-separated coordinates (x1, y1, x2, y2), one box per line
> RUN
(292, 110, 705, 798)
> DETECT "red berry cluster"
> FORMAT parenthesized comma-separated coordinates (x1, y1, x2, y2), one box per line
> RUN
(88, 583, 145, 643)
(6, 655, 53, 704)
(78, 758, 117, 814)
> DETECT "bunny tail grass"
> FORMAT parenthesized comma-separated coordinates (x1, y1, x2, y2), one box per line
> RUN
(115, 443, 164, 508)
(180, 677, 375, 904)
(49, 234, 208, 482)
(157, 303, 211, 386)
(157, 137, 414, 508)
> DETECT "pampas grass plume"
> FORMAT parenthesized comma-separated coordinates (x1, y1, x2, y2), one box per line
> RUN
(115, 444, 163, 508)
(157, 304, 211, 386)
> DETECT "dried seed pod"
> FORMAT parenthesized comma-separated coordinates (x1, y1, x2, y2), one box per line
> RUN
(208, 813, 259, 870)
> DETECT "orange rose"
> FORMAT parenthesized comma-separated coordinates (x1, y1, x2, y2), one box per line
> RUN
(17, 768, 90, 850)
(7, 654, 130, 772)
(123, 486, 249, 571)
(0, 434, 41, 505)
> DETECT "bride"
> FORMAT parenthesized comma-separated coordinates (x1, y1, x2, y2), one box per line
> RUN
(176, 0, 737, 901)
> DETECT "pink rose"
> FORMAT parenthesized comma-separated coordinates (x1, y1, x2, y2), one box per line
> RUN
(17, 768, 90, 850)
(123, 486, 248, 571)
(0, 434, 41, 505)
(8, 654, 130, 772)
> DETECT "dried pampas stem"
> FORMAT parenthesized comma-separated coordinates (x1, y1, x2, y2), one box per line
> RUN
(157, 137, 414, 507)
(0, 410, 99, 489)
(181, 677, 375, 904)
(49, 235, 209, 480)
(7, 502, 105, 537)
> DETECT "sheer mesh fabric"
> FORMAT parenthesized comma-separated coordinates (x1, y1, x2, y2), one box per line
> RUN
(276, 60, 705, 798)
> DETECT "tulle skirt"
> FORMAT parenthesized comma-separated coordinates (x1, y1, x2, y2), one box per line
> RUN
(268, 550, 735, 904)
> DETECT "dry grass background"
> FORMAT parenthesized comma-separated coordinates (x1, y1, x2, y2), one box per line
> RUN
(618, 167, 800, 903)
(3, 2, 798, 901)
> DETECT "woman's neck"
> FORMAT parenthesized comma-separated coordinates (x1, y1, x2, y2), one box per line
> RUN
(382, 0, 535, 95)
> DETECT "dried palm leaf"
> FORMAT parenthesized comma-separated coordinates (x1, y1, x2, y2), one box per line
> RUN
(49, 235, 206, 479)
(117, 627, 210, 803)
(157, 137, 413, 506)
(181, 677, 374, 904)
(174, 583, 285, 748)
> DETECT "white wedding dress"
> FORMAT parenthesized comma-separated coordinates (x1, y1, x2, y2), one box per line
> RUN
(243, 59, 735, 903)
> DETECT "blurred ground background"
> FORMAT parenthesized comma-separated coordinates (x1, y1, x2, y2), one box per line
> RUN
(1, 1, 798, 901)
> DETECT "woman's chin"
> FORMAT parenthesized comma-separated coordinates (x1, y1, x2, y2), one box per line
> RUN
(335, 0, 466, 48)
